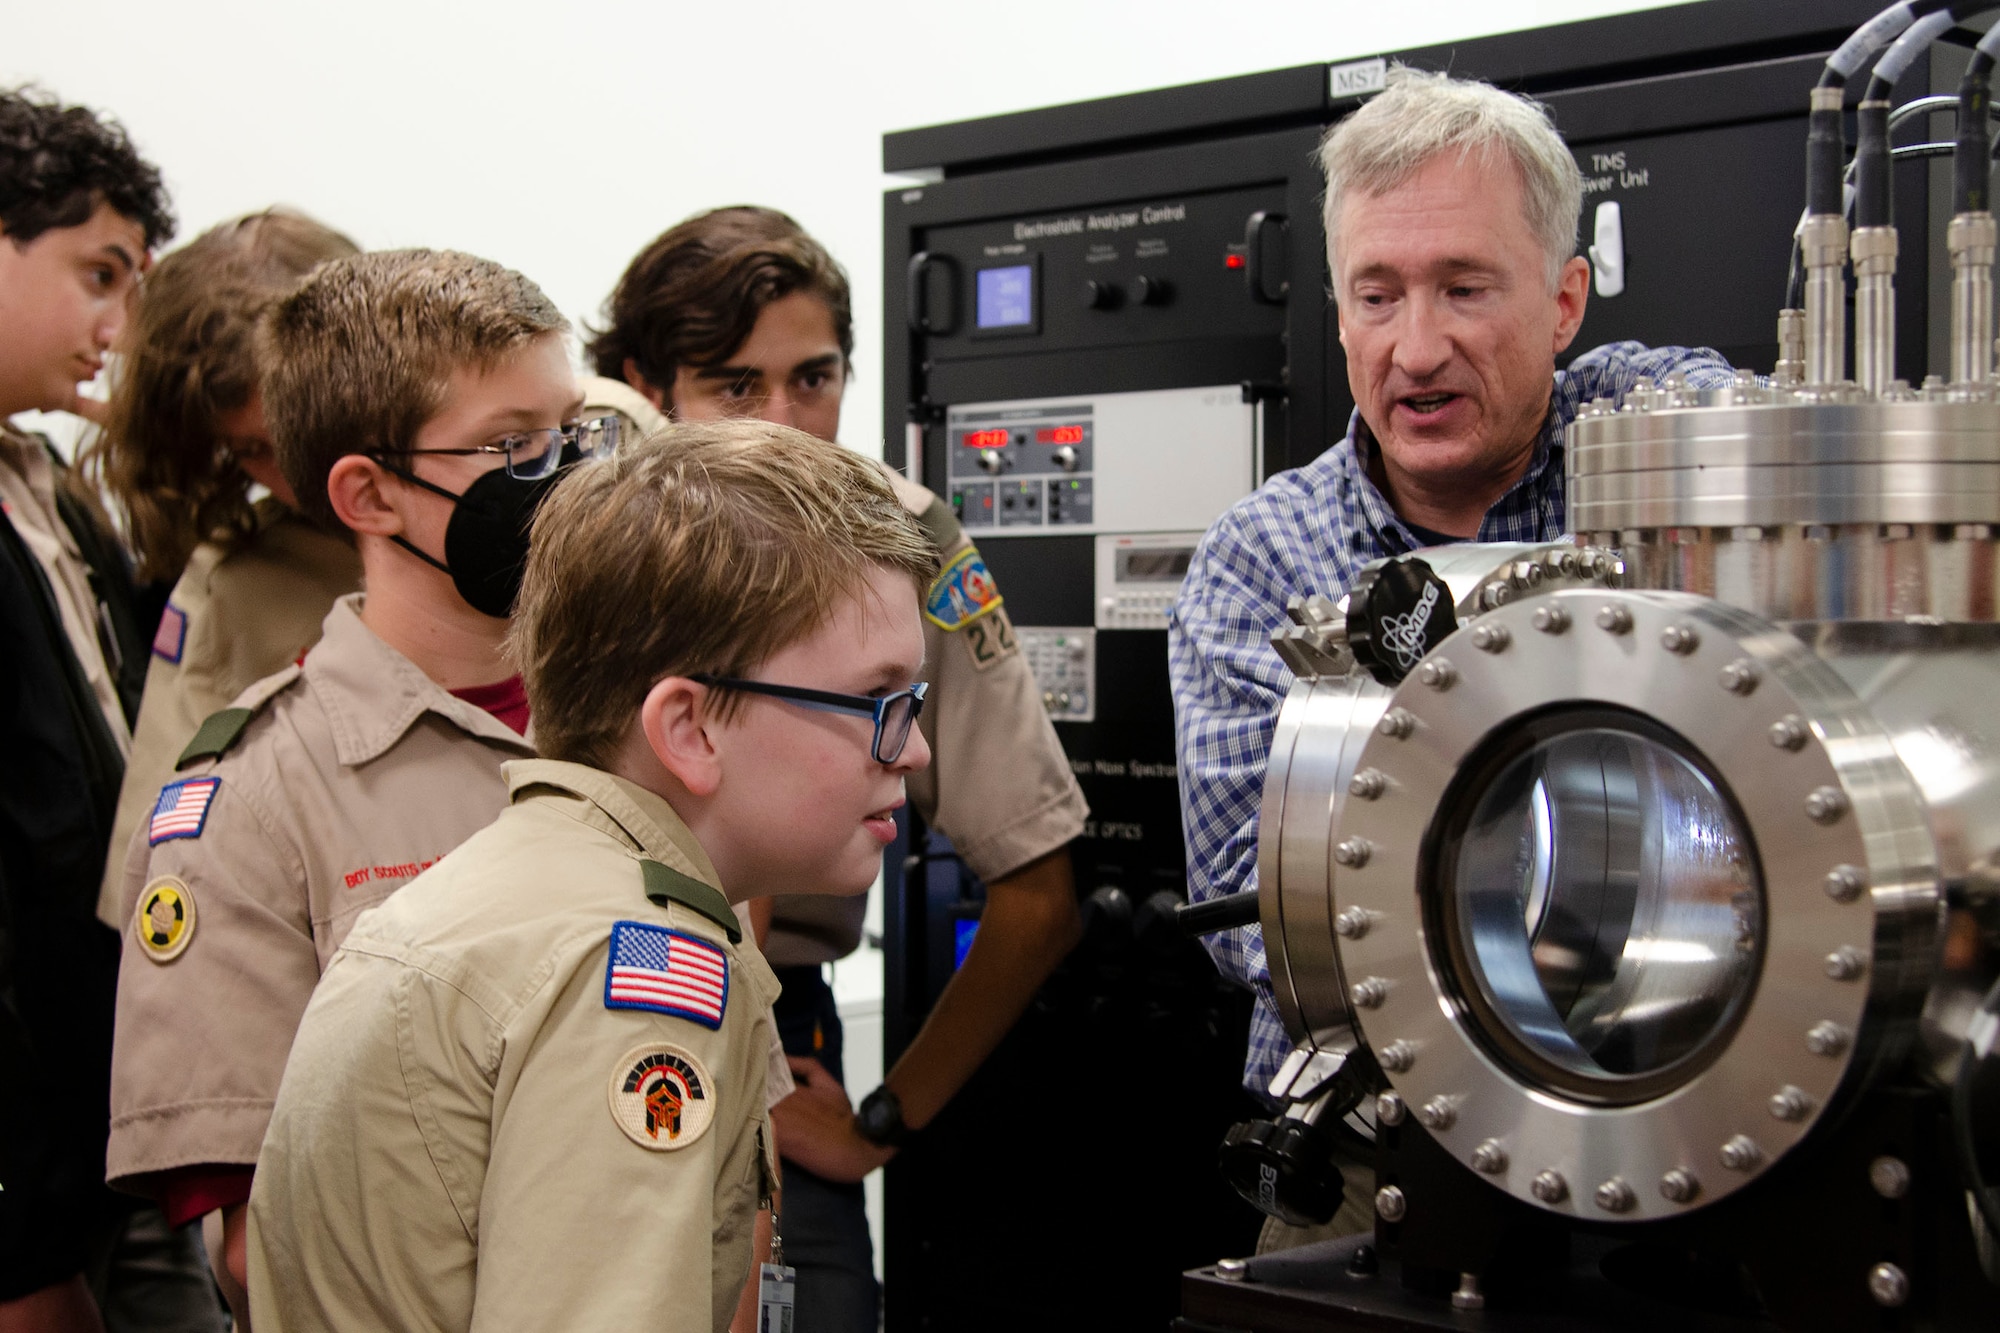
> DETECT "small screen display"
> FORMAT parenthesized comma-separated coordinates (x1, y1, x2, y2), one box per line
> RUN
(954, 918, 980, 969)
(962, 428, 1010, 449)
(976, 265, 1034, 329)
(1119, 548, 1194, 582)
(1036, 425, 1085, 445)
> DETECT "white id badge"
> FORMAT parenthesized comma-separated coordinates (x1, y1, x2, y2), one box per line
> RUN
(758, 1262, 796, 1332)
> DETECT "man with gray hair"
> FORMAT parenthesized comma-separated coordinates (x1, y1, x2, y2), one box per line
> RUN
(1169, 66, 1736, 1245)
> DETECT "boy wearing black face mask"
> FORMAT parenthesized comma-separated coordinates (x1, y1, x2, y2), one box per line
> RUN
(103, 250, 616, 1317)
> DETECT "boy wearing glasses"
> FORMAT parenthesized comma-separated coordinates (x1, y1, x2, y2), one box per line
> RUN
(246, 420, 936, 1333)
(105, 249, 618, 1312)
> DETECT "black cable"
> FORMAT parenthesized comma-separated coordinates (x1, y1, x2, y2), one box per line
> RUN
(1957, 48, 1995, 214)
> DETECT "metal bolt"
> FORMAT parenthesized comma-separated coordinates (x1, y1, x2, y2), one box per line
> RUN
(1333, 907, 1371, 938)
(1377, 708, 1415, 739)
(1479, 582, 1512, 610)
(1806, 786, 1849, 824)
(1378, 1040, 1415, 1073)
(1826, 946, 1867, 981)
(1471, 1140, 1508, 1174)
(1451, 1274, 1486, 1312)
(1532, 604, 1570, 634)
(1870, 1156, 1911, 1199)
(1416, 1097, 1456, 1132)
(1659, 1169, 1700, 1204)
(1349, 769, 1386, 800)
(1660, 622, 1701, 654)
(1868, 1262, 1910, 1308)
(1769, 1086, 1812, 1122)
(1530, 1170, 1569, 1204)
(1215, 1258, 1248, 1283)
(1510, 560, 1544, 588)
(1375, 1091, 1406, 1126)
(1351, 977, 1388, 1009)
(1806, 1021, 1851, 1057)
(1333, 838, 1373, 869)
(1720, 658, 1761, 694)
(1594, 1178, 1636, 1213)
(1825, 864, 1867, 903)
(1595, 604, 1634, 634)
(1471, 622, 1511, 653)
(1720, 1136, 1763, 1171)
(1373, 1185, 1407, 1223)
(1769, 715, 1810, 751)
(1416, 657, 1456, 690)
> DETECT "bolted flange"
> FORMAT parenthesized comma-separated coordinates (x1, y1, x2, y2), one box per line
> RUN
(1720, 1135, 1763, 1171)
(1594, 1178, 1636, 1214)
(1806, 1021, 1851, 1057)
(1659, 1169, 1700, 1204)
(1824, 864, 1867, 903)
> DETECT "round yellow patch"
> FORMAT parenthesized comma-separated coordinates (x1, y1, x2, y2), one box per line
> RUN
(608, 1041, 715, 1151)
(135, 876, 197, 963)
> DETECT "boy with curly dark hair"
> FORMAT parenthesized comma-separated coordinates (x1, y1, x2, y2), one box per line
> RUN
(0, 84, 212, 1333)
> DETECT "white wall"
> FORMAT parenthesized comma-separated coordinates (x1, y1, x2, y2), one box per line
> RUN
(8, 0, 1694, 460)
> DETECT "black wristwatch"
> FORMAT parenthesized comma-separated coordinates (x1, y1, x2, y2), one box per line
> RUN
(855, 1084, 910, 1148)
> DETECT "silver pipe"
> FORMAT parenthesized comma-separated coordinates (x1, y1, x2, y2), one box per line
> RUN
(1801, 212, 1850, 385)
(1851, 226, 1898, 397)
(1774, 308, 1806, 387)
(1949, 212, 1997, 386)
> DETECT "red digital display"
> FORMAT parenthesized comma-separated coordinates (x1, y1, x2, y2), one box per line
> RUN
(1036, 425, 1085, 445)
(963, 428, 1010, 449)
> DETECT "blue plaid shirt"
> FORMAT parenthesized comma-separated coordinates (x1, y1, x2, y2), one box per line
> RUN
(1168, 341, 1738, 1100)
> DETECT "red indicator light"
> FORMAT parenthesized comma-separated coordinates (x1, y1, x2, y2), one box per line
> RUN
(962, 428, 1010, 449)
(1225, 252, 1247, 269)
(1036, 425, 1085, 445)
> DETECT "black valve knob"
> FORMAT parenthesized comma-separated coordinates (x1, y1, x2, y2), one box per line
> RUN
(1133, 274, 1172, 305)
(1345, 555, 1458, 686)
(1218, 1114, 1346, 1227)
(1083, 279, 1123, 310)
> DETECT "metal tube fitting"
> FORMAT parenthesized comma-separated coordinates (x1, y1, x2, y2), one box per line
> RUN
(1850, 226, 1898, 397)
(1801, 213, 1850, 385)
(1774, 308, 1806, 387)
(1949, 212, 1997, 386)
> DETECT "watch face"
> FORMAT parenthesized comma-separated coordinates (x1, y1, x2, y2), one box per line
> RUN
(860, 1088, 905, 1146)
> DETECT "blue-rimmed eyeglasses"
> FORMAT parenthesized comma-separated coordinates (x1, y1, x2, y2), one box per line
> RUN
(691, 674, 928, 764)
(378, 415, 623, 480)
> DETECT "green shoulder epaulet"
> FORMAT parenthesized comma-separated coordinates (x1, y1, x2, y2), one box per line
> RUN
(174, 707, 257, 770)
(640, 859, 741, 944)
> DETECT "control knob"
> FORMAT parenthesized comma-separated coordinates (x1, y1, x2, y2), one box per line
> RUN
(977, 449, 1007, 475)
(1051, 445, 1080, 472)
(1083, 279, 1123, 310)
(1133, 274, 1172, 305)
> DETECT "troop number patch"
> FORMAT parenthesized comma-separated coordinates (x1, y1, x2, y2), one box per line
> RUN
(608, 1042, 715, 1151)
(135, 876, 197, 963)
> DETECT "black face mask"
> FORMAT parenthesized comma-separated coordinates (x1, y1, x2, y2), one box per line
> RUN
(385, 464, 562, 618)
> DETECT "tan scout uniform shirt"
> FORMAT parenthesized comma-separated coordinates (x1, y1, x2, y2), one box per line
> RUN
(0, 423, 129, 753)
(98, 501, 361, 926)
(247, 759, 781, 1333)
(578, 376, 1089, 966)
(106, 593, 534, 1188)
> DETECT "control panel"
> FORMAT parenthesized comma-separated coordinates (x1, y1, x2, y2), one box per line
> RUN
(947, 385, 1252, 537)
(1095, 531, 1203, 630)
(1017, 626, 1095, 722)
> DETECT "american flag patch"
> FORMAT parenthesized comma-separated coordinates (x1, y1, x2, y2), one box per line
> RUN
(604, 921, 729, 1029)
(152, 603, 188, 664)
(149, 777, 221, 845)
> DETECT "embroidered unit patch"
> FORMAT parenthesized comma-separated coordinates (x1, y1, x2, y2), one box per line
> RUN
(604, 920, 729, 1029)
(924, 546, 1003, 631)
(148, 777, 221, 845)
(134, 876, 197, 962)
(151, 603, 188, 664)
(608, 1042, 715, 1150)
